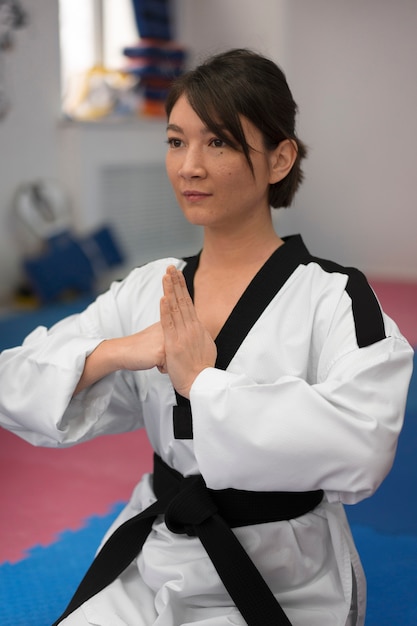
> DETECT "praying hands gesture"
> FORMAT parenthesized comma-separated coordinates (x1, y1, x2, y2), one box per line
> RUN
(160, 266, 217, 398)
(74, 266, 216, 398)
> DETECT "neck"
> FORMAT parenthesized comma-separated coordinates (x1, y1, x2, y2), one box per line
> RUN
(200, 219, 283, 270)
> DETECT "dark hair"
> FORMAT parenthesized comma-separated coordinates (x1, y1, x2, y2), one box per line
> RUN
(165, 48, 307, 208)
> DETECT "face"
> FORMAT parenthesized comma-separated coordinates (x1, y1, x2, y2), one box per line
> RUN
(165, 95, 280, 233)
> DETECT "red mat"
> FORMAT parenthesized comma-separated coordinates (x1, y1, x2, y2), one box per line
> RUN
(370, 279, 417, 346)
(0, 429, 152, 563)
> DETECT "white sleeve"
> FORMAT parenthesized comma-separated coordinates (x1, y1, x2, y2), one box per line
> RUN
(190, 304, 413, 504)
(0, 276, 145, 448)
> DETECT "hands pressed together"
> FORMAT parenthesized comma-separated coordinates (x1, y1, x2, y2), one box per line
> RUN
(159, 265, 217, 398)
(75, 266, 217, 398)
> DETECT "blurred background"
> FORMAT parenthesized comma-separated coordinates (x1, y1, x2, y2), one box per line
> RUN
(0, 0, 415, 310)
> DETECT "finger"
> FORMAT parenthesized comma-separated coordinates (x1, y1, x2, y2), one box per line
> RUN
(162, 270, 178, 306)
(160, 294, 176, 339)
(162, 268, 186, 329)
(176, 269, 197, 320)
(162, 271, 174, 302)
(162, 272, 184, 334)
(167, 266, 196, 324)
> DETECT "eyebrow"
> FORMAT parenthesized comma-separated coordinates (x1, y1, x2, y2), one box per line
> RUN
(166, 123, 183, 133)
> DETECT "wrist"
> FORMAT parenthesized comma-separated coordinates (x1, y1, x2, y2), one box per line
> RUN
(103, 336, 131, 372)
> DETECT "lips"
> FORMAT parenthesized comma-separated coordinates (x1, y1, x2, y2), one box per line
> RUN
(182, 190, 211, 201)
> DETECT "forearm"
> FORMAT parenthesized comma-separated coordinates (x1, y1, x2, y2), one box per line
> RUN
(191, 337, 413, 500)
(74, 338, 125, 395)
(0, 324, 105, 445)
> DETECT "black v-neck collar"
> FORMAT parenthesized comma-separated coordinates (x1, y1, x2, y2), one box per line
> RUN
(173, 236, 311, 439)
(182, 235, 310, 371)
(173, 235, 311, 439)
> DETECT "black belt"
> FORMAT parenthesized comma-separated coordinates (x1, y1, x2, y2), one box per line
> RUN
(53, 454, 323, 626)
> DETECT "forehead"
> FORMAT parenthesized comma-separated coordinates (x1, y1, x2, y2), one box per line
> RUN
(167, 96, 205, 128)
(167, 94, 262, 145)
(167, 95, 213, 131)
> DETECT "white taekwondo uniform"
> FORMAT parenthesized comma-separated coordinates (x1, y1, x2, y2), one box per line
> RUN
(0, 235, 413, 626)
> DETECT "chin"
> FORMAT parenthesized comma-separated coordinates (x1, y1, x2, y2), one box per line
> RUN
(180, 207, 212, 226)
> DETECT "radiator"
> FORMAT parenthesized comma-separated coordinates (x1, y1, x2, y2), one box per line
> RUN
(100, 162, 203, 268)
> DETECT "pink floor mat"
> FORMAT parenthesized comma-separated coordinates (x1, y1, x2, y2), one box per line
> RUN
(0, 429, 153, 563)
(370, 279, 417, 345)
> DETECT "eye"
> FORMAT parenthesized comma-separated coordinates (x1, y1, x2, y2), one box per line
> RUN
(209, 138, 227, 148)
(166, 137, 184, 149)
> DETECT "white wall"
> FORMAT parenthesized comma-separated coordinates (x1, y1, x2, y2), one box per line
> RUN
(277, 0, 417, 279)
(0, 0, 416, 303)
(177, 0, 417, 280)
(175, 0, 287, 64)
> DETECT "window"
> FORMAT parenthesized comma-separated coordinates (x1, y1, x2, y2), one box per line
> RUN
(59, 0, 139, 119)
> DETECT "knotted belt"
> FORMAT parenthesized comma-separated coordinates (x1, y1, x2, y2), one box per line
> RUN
(53, 453, 323, 626)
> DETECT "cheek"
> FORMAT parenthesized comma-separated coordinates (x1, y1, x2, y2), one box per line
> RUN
(223, 168, 248, 188)
(216, 161, 242, 182)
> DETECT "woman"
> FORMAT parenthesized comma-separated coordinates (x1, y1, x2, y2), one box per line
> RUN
(0, 49, 413, 626)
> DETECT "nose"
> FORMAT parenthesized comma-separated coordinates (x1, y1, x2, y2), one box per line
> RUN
(178, 146, 206, 179)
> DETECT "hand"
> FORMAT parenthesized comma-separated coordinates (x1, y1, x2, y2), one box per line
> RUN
(119, 322, 166, 372)
(74, 322, 166, 395)
(160, 266, 217, 398)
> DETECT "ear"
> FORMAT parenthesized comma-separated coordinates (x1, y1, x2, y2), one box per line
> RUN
(268, 139, 298, 185)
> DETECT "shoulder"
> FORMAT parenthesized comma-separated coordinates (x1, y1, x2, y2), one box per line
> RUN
(311, 260, 384, 348)
(285, 236, 386, 348)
